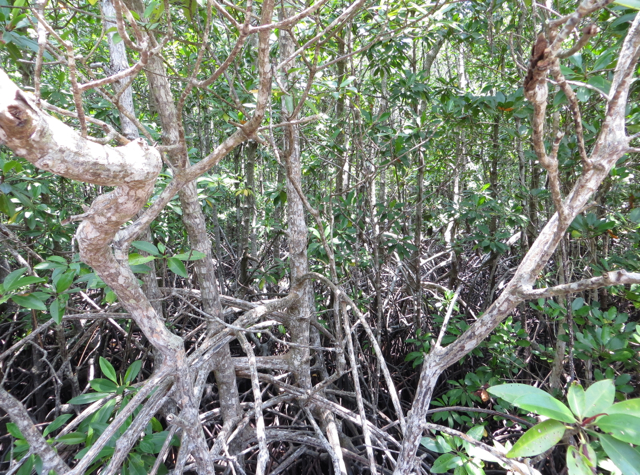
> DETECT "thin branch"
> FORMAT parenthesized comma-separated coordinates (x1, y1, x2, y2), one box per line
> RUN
(0, 388, 70, 474)
(300, 272, 406, 435)
(276, 0, 368, 71)
(550, 62, 591, 169)
(304, 408, 343, 475)
(557, 23, 598, 59)
(237, 332, 269, 475)
(251, 0, 329, 32)
(434, 284, 463, 349)
(518, 269, 640, 299)
(33, 0, 49, 102)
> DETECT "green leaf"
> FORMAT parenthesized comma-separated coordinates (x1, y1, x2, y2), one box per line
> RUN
(421, 437, 439, 452)
(462, 426, 487, 454)
(506, 419, 566, 458)
(50, 298, 64, 324)
(583, 379, 614, 417)
(516, 394, 576, 423)
(464, 460, 484, 475)
(130, 264, 151, 274)
(3, 267, 27, 292)
(614, 0, 640, 10)
(11, 294, 47, 311)
(568, 383, 586, 419)
(599, 434, 640, 475)
(167, 257, 188, 278)
(124, 360, 142, 385)
(597, 415, 640, 445)
(284, 95, 294, 113)
(105, 290, 118, 304)
(467, 425, 485, 441)
(42, 414, 73, 437)
(488, 384, 577, 424)
(132, 241, 160, 256)
(567, 446, 593, 475)
(0, 193, 16, 217)
(47, 256, 68, 264)
(139, 431, 172, 454)
(99, 356, 117, 383)
(89, 378, 118, 393)
(487, 383, 540, 403)
(151, 417, 163, 432)
(7, 422, 25, 439)
(172, 250, 206, 261)
(606, 398, 640, 418)
(67, 392, 111, 404)
(6, 275, 46, 292)
(56, 432, 86, 445)
(421, 435, 453, 453)
(16, 454, 34, 475)
(129, 460, 147, 475)
(431, 453, 462, 473)
(54, 270, 75, 293)
(33, 261, 67, 271)
(128, 253, 156, 266)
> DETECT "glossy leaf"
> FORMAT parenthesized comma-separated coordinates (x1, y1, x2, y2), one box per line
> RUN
(47, 256, 68, 264)
(99, 356, 118, 383)
(128, 253, 156, 266)
(42, 414, 73, 437)
(173, 250, 206, 261)
(599, 434, 640, 475)
(151, 417, 163, 432)
(54, 270, 75, 293)
(614, 0, 640, 9)
(11, 294, 46, 311)
(167, 257, 188, 278)
(421, 437, 439, 452)
(2, 267, 27, 292)
(568, 383, 586, 419)
(464, 459, 484, 475)
(487, 383, 547, 404)
(6, 275, 46, 292)
(506, 419, 566, 458)
(421, 435, 453, 453)
(431, 453, 462, 473)
(583, 379, 614, 417)
(567, 446, 593, 475)
(515, 393, 576, 424)
(89, 378, 118, 393)
(50, 297, 64, 324)
(597, 414, 640, 445)
(607, 398, 640, 418)
(132, 240, 160, 256)
(56, 432, 86, 445)
(67, 392, 112, 404)
(139, 431, 172, 454)
(7, 422, 24, 439)
(124, 360, 142, 384)
(16, 454, 33, 475)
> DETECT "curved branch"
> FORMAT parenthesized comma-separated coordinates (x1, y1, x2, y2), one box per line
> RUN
(0, 388, 69, 475)
(518, 270, 640, 299)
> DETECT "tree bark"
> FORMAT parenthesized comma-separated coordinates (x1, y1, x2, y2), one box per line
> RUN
(394, 6, 640, 472)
